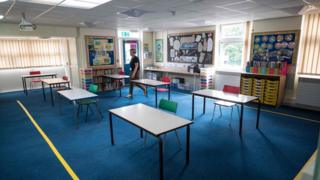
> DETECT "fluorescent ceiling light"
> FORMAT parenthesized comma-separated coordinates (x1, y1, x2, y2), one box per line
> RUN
(0, 0, 9, 2)
(0, 15, 3, 20)
(20, 0, 112, 9)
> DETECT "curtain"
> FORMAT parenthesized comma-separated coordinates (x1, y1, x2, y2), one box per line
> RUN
(0, 38, 68, 69)
(298, 13, 320, 75)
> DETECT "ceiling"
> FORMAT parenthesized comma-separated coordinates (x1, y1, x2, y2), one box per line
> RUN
(0, 0, 306, 30)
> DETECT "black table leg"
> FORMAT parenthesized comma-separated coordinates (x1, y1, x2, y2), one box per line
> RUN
(42, 81, 46, 101)
(256, 99, 261, 129)
(74, 101, 80, 129)
(186, 125, 190, 165)
(67, 82, 70, 89)
(168, 84, 171, 100)
(119, 80, 122, 97)
(109, 112, 114, 145)
(239, 104, 244, 135)
(155, 86, 158, 108)
(159, 137, 164, 180)
(22, 78, 26, 95)
(24, 78, 28, 95)
(192, 94, 194, 120)
(50, 85, 54, 106)
(140, 129, 143, 138)
(203, 97, 206, 114)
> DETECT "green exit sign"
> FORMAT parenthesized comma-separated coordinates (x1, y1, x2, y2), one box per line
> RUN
(121, 31, 130, 37)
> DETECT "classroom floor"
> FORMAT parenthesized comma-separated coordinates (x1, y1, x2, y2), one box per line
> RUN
(0, 87, 319, 180)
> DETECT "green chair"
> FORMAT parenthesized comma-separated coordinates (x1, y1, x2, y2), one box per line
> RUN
(76, 84, 103, 122)
(144, 99, 181, 147)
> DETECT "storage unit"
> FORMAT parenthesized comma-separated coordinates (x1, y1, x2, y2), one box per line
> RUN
(240, 73, 286, 107)
(80, 68, 93, 90)
(199, 68, 214, 89)
(92, 67, 122, 91)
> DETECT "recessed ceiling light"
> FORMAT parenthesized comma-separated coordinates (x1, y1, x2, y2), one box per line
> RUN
(19, 0, 112, 9)
(0, 15, 4, 20)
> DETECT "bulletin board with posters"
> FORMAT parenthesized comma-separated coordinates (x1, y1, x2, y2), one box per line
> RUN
(85, 36, 116, 67)
(167, 31, 214, 64)
(250, 30, 300, 64)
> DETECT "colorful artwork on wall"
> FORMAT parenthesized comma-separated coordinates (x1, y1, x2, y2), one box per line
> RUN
(167, 31, 214, 64)
(86, 36, 115, 67)
(155, 39, 163, 62)
(250, 30, 300, 64)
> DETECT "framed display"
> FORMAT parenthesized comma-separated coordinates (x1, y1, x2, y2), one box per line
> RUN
(85, 36, 115, 67)
(250, 30, 300, 64)
(167, 31, 214, 64)
(155, 39, 163, 62)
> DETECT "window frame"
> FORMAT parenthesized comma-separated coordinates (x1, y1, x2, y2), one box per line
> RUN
(217, 23, 246, 71)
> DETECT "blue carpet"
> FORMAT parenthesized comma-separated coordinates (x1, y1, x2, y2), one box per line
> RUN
(0, 87, 319, 180)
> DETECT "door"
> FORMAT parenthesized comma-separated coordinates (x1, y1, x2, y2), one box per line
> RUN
(123, 40, 139, 83)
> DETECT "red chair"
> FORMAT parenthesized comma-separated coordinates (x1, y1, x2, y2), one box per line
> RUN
(212, 85, 240, 125)
(29, 71, 41, 89)
(157, 76, 171, 92)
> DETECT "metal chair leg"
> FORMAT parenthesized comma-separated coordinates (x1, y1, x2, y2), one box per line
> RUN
(77, 104, 81, 118)
(174, 130, 181, 148)
(230, 106, 234, 126)
(212, 103, 216, 120)
(236, 105, 240, 118)
(85, 105, 89, 122)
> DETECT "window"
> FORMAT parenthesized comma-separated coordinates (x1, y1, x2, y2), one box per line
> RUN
(0, 38, 68, 69)
(297, 13, 320, 75)
(218, 23, 245, 69)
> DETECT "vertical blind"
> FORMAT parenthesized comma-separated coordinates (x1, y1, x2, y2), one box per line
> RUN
(0, 38, 68, 69)
(298, 13, 320, 75)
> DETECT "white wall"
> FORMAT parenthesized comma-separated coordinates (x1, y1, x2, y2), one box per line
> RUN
(0, 23, 118, 92)
(0, 67, 66, 93)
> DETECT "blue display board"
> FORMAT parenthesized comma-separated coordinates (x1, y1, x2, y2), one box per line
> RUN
(86, 36, 115, 67)
(250, 30, 300, 64)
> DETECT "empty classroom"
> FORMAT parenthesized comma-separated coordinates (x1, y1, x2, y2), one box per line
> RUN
(0, 0, 319, 179)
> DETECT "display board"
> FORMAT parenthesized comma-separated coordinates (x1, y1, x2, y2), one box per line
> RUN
(155, 39, 163, 62)
(167, 31, 214, 64)
(250, 30, 300, 64)
(86, 36, 115, 67)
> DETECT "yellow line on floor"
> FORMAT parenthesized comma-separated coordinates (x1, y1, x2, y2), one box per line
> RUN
(246, 106, 320, 123)
(17, 100, 79, 180)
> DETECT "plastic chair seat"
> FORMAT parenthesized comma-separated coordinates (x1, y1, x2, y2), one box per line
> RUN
(31, 79, 42, 82)
(215, 100, 236, 107)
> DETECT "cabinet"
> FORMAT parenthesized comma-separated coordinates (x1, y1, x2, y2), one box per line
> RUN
(240, 73, 286, 106)
(80, 68, 93, 90)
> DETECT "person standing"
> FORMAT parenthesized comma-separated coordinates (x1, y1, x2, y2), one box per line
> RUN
(127, 48, 146, 98)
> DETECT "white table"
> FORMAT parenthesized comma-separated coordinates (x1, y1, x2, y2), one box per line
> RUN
(57, 88, 102, 128)
(21, 73, 57, 95)
(41, 78, 70, 106)
(131, 79, 171, 107)
(102, 74, 130, 96)
(191, 89, 260, 135)
(108, 103, 192, 180)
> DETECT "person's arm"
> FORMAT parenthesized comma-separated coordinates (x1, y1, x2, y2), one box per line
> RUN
(131, 62, 139, 78)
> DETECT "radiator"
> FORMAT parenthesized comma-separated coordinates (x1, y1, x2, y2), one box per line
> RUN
(295, 76, 320, 109)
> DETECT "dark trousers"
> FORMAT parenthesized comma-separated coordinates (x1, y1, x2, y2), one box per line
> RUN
(129, 72, 146, 94)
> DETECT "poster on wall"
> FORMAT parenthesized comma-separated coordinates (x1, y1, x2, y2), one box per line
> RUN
(167, 31, 214, 64)
(250, 30, 300, 64)
(86, 36, 115, 67)
(155, 39, 163, 62)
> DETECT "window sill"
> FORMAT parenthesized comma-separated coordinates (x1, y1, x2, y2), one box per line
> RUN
(215, 67, 243, 75)
(298, 74, 320, 80)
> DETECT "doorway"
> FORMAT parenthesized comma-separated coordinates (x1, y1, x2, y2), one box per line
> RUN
(122, 40, 139, 83)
